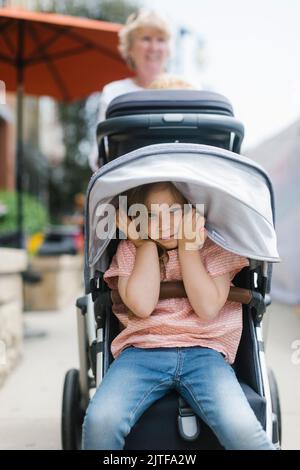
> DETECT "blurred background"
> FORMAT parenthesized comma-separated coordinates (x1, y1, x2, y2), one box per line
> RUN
(0, 0, 299, 450)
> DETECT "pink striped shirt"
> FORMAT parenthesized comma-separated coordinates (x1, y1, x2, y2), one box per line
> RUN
(103, 238, 249, 364)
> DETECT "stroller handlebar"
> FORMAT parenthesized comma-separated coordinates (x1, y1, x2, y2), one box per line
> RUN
(96, 113, 245, 164)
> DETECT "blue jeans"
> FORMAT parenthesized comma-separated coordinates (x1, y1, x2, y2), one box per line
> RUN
(82, 346, 275, 450)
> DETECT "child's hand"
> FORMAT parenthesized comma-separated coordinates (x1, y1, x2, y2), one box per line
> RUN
(177, 207, 207, 251)
(116, 208, 149, 248)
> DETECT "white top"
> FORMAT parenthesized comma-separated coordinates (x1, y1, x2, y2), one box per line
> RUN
(99, 78, 144, 121)
(89, 78, 144, 171)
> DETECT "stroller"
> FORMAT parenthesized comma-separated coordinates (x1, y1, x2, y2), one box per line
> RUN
(61, 90, 281, 450)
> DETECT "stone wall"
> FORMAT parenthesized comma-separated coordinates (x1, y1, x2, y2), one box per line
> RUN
(24, 254, 83, 311)
(0, 249, 27, 388)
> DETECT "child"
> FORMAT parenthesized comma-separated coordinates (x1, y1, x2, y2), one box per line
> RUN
(148, 73, 195, 90)
(82, 181, 275, 450)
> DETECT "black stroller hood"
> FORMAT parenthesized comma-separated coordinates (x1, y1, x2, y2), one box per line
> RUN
(106, 90, 234, 118)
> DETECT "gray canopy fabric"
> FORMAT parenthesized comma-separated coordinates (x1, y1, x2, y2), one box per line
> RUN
(84, 143, 280, 291)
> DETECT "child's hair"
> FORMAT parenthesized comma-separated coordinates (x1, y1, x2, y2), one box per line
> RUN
(122, 181, 187, 266)
(148, 73, 195, 90)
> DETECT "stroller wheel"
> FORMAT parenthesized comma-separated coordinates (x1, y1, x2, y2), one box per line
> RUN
(268, 368, 282, 446)
(61, 369, 84, 450)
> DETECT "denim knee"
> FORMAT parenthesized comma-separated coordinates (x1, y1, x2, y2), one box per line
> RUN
(212, 409, 275, 450)
(82, 400, 131, 450)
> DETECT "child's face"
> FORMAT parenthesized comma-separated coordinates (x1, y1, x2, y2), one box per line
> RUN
(145, 186, 184, 249)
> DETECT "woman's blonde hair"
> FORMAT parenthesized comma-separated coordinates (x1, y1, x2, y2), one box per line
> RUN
(148, 73, 194, 90)
(118, 10, 171, 69)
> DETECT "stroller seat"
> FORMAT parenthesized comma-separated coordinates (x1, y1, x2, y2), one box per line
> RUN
(103, 295, 267, 450)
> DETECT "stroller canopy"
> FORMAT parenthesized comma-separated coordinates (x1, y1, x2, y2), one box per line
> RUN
(85, 143, 280, 287)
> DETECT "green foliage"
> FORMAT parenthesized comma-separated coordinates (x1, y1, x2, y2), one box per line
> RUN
(0, 191, 49, 235)
(97, 0, 140, 23)
(35, 0, 139, 22)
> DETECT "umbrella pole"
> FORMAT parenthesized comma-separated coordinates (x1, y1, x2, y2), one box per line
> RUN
(16, 21, 24, 249)
(16, 80, 24, 249)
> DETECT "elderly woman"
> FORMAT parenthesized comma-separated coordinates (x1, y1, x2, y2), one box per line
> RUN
(89, 10, 171, 170)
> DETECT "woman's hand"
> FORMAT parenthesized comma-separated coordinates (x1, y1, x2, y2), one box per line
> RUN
(177, 207, 207, 251)
(116, 207, 149, 248)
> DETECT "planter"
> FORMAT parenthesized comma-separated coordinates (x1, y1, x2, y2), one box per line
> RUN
(24, 254, 83, 311)
(0, 248, 27, 388)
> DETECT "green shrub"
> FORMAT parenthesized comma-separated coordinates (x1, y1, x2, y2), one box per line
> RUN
(0, 191, 49, 235)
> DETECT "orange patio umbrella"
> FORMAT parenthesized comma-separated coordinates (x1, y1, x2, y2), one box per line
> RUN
(0, 7, 129, 101)
(0, 7, 130, 247)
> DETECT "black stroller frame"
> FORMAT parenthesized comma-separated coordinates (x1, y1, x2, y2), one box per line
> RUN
(61, 90, 281, 450)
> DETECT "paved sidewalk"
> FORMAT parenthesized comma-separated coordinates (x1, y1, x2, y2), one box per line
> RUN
(264, 302, 300, 450)
(0, 300, 79, 450)
(0, 299, 299, 449)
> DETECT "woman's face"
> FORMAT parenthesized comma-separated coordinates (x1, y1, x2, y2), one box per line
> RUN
(145, 186, 184, 250)
(129, 27, 169, 82)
